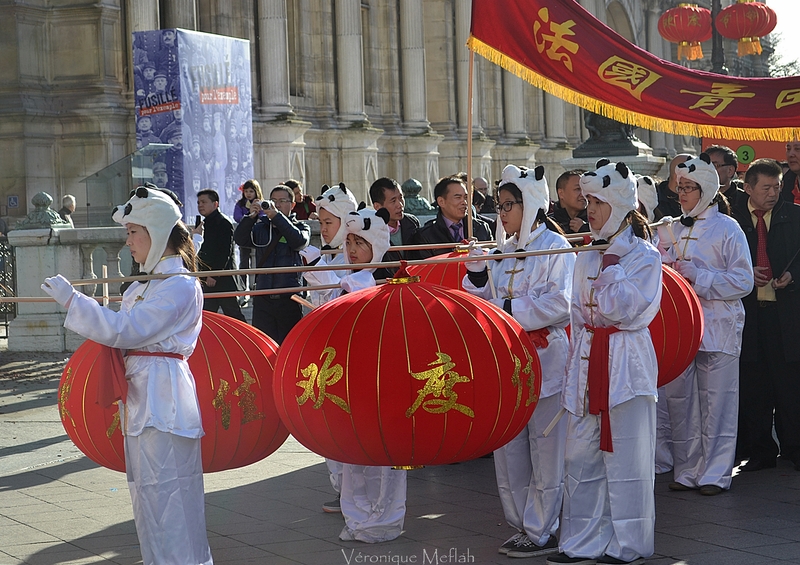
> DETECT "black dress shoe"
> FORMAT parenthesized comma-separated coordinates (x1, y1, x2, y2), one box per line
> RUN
(741, 458, 776, 472)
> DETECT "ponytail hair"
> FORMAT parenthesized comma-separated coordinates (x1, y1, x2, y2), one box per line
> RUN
(626, 210, 652, 241)
(168, 221, 197, 272)
(713, 192, 730, 216)
(536, 208, 565, 236)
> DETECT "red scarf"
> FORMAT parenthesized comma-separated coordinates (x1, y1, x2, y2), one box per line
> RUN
(585, 324, 621, 452)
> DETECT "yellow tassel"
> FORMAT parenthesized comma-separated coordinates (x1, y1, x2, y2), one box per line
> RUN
(737, 38, 762, 57)
(467, 35, 800, 142)
(678, 42, 703, 62)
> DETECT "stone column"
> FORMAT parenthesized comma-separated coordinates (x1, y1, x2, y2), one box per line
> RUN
(335, 0, 367, 123)
(399, 0, 429, 131)
(258, 0, 294, 117)
(80, 243, 98, 297)
(127, 0, 159, 32)
(455, 0, 480, 134)
(503, 71, 526, 138)
(543, 93, 568, 147)
(163, 0, 197, 30)
(102, 243, 125, 297)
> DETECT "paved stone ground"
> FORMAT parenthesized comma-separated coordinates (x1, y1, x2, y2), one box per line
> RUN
(1, 343, 800, 565)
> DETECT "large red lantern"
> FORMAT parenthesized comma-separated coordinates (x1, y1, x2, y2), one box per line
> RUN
(651, 265, 704, 387)
(716, 0, 777, 57)
(405, 249, 470, 291)
(273, 273, 542, 466)
(658, 4, 713, 61)
(58, 311, 288, 472)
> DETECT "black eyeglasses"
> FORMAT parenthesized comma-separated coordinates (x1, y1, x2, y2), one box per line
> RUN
(495, 201, 523, 213)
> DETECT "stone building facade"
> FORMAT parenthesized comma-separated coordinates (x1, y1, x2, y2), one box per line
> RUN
(0, 0, 767, 220)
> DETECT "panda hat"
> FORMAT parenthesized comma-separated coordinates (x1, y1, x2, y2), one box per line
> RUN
(112, 186, 182, 273)
(315, 182, 358, 248)
(674, 153, 719, 219)
(636, 174, 658, 223)
(580, 159, 638, 241)
(497, 164, 550, 246)
(344, 207, 391, 271)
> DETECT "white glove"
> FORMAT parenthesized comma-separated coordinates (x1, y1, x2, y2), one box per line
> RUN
(41, 274, 77, 308)
(465, 246, 488, 273)
(675, 260, 698, 283)
(299, 245, 321, 265)
(340, 270, 375, 293)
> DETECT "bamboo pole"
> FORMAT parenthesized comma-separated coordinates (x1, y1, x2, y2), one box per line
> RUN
(466, 49, 475, 240)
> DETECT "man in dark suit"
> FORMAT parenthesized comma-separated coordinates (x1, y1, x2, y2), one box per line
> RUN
(369, 177, 419, 277)
(732, 158, 800, 472)
(548, 170, 589, 234)
(706, 144, 744, 208)
(781, 140, 800, 205)
(196, 189, 246, 322)
(411, 176, 493, 260)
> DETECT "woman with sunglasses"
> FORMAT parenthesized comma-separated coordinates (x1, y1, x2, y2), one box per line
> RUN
(463, 164, 573, 558)
(656, 153, 753, 496)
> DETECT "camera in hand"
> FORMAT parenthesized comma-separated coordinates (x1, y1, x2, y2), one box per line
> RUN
(260, 199, 275, 210)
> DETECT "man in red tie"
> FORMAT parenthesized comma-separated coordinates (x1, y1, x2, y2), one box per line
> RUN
(781, 140, 800, 205)
(733, 158, 800, 473)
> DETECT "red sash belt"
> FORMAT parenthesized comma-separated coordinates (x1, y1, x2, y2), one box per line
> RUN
(96, 348, 185, 408)
(526, 328, 551, 349)
(126, 351, 185, 360)
(585, 324, 620, 453)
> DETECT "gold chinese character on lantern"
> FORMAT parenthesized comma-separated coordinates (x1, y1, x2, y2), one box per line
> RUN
(296, 347, 351, 414)
(680, 83, 755, 118)
(212, 379, 232, 429)
(776, 89, 800, 110)
(533, 7, 579, 72)
(59, 367, 75, 427)
(233, 369, 265, 425)
(598, 56, 661, 101)
(510, 350, 538, 410)
(406, 352, 475, 418)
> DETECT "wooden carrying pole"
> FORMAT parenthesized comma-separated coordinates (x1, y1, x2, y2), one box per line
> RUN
(466, 49, 475, 240)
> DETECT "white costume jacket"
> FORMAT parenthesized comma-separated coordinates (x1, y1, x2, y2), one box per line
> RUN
(463, 223, 573, 398)
(64, 256, 205, 438)
(656, 206, 753, 355)
(303, 252, 347, 307)
(563, 227, 662, 416)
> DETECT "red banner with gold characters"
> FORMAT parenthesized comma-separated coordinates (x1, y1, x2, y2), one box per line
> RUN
(468, 0, 800, 141)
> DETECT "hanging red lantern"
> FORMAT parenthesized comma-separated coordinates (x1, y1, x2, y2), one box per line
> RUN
(405, 249, 470, 291)
(658, 4, 713, 61)
(58, 311, 288, 473)
(651, 265, 704, 387)
(273, 271, 542, 467)
(716, 0, 777, 57)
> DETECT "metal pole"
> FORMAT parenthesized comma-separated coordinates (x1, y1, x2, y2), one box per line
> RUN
(710, 0, 728, 75)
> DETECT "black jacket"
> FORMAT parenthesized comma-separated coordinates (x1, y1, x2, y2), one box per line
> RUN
(198, 209, 239, 293)
(234, 211, 310, 291)
(548, 203, 589, 234)
(783, 169, 799, 205)
(723, 181, 745, 210)
(410, 211, 493, 260)
(656, 180, 682, 218)
(377, 214, 421, 279)
(732, 197, 800, 363)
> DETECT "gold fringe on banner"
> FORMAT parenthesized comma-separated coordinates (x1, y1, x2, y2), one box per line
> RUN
(467, 36, 800, 142)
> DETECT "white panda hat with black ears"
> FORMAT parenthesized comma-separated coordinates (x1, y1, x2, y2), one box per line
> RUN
(674, 152, 720, 219)
(344, 207, 391, 271)
(112, 186, 182, 273)
(315, 182, 358, 248)
(498, 164, 550, 245)
(636, 174, 658, 223)
(580, 159, 638, 241)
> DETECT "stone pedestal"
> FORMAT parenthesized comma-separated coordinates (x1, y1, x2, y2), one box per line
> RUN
(253, 118, 312, 191)
(561, 154, 666, 178)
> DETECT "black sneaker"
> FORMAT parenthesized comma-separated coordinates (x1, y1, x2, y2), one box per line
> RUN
(507, 535, 559, 558)
(597, 556, 645, 565)
(498, 532, 525, 555)
(322, 494, 341, 513)
(546, 554, 596, 565)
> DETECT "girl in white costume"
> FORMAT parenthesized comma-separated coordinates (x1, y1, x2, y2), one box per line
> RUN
(656, 154, 753, 495)
(41, 186, 213, 565)
(549, 160, 662, 565)
(462, 164, 573, 558)
(298, 183, 359, 512)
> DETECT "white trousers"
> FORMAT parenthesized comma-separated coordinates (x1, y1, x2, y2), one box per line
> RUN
(560, 396, 656, 562)
(655, 389, 673, 474)
(326, 458, 343, 493)
(665, 351, 739, 489)
(339, 465, 407, 543)
(494, 393, 566, 546)
(125, 429, 213, 565)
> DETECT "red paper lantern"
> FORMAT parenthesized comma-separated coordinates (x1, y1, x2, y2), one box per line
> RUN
(58, 311, 288, 473)
(273, 274, 542, 466)
(650, 265, 704, 387)
(716, 0, 777, 57)
(658, 4, 713, 61)
(405, 249, 470, 291)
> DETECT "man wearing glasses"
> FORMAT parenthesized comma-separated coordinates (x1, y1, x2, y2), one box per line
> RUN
(706, 145, 744, 208)
(234, 184, 310, 343)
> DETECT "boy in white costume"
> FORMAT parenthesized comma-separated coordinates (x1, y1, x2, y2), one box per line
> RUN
(656, 154, 753, 495)
(299, 182, 359, 512)
(549, 160, 662, 565)
(462, 164, 573, 558)
(42, 187, 213, 565)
